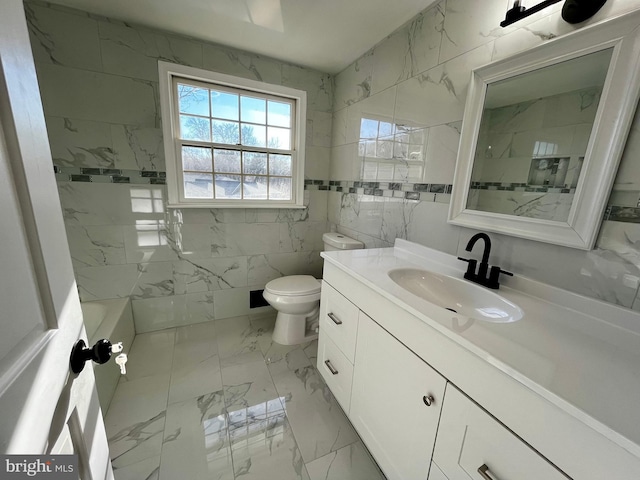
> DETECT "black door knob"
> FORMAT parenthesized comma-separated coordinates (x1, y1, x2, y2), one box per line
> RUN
(70, 339, 114, 374)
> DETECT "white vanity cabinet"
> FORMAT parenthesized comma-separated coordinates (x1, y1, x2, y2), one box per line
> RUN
(317, 278, 556, 480)
(350, 313, 446, 480)
(318, 282, 567, 480)
(318, 242, 640, 480)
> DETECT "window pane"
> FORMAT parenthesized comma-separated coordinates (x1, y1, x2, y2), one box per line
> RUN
(269, 177, 291, 200)
(379, 121, 393, 137)
(267, 127, 291, 150)
(377, 139, 393, 159)
(393, 141, 409, 160)
(269, 154, 292, 176)
(184, 173, 213, 198)
(214, 174, 241, 199)
(180, 115, 211, 141)
(241, 96, 266, 124)
(361, 140, 376, 157)
(212, 120, 240, 145)
(243, 176, 268, 200)
(214, 149, 241, 173)
(178, 84, 209, 116)
(241, 124, 266, 147)
(182, 146, 212, 172)
(268, 101, 291, 127)
(211, 91, 239, 121)
(359, 118, 378, 139)
(243, 152, 267, 175)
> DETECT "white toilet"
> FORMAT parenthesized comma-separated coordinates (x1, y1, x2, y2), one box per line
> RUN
(263, 232, 364, 345)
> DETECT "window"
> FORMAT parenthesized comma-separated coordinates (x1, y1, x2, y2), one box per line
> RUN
(159, 62, 306, 208)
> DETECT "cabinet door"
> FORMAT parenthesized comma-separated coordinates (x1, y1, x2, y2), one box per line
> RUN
(350, 312, 447, 480)
(434, 385, 568, 480)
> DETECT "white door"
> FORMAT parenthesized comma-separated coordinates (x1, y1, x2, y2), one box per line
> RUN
(0, 0, 113, 478)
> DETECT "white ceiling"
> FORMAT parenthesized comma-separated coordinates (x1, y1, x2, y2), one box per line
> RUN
(46, 0, 438, 74)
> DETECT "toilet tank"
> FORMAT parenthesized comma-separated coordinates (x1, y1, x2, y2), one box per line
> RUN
(322, 232, 364, 251)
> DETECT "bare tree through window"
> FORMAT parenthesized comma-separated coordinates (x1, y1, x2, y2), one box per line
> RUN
(175, 80, 295, 201)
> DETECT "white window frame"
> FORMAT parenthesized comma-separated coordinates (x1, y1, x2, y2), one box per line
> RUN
(159, 61, 307, 208)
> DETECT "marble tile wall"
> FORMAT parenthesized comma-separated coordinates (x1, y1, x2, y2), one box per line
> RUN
(26, 0, 331, 332)
(329, 0, 640, 312)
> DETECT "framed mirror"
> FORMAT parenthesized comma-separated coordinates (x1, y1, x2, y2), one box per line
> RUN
(448, 10, 640, 250)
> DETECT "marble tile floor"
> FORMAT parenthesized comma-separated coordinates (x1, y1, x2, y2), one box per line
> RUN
(103, 312, 386, 480)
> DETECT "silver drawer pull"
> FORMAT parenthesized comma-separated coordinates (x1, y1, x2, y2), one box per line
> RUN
(324, 359, 339, 375)
(328, 312, 343, 325)
(478, 464, 499, 480)
(422, 395, 434, 407)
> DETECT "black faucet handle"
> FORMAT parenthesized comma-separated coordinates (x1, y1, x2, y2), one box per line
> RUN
(457, 257, 478, 279)
(457, 256, 472, 262)
(488, 266, 513, 289)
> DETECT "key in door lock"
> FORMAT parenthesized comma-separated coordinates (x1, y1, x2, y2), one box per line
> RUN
(70, 338, 125, 374)
(115, 353, 128, 375)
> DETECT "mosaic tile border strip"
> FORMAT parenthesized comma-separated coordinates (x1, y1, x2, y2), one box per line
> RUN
(321, 180, 453, 200)
(54, 166, 167, 185)
(606, 206, 640, 223)
(51, 167, 638, 223)
(468, 183, 640, 223)
(470, 181, 576, 194)
(55, 170, 453, 199)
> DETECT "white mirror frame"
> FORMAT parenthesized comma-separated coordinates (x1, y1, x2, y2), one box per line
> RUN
(448, 10, 640, 250)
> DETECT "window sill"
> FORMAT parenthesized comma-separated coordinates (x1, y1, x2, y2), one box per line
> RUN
(167, 203, 306, 209)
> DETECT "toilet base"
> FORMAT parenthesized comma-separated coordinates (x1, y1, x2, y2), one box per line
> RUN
(272, 308, 319, 346)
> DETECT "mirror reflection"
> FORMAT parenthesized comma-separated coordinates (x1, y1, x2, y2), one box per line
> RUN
(466, 48, 613, 222)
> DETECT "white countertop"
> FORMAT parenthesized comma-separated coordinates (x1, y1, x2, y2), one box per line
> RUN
(321, 239, 640, 457)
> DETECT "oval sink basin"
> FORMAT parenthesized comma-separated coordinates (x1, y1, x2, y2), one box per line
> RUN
(388, 268, 523, 323)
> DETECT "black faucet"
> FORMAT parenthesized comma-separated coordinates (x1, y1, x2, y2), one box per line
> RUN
(457, 233, 513, 289)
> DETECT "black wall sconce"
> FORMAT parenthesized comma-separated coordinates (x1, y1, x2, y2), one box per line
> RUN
(500, 0, 608, 27)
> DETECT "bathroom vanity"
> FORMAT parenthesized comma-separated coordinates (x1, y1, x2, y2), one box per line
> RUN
(318, 239, 640, 480)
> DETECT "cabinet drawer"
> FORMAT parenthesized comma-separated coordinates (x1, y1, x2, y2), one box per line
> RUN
(317, 332, 354, 412)
(319, 281, 359, 362)
(434, 385, 567, 480)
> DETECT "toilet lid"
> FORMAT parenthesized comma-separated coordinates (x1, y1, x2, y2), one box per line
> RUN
(265, 275, 321, 296)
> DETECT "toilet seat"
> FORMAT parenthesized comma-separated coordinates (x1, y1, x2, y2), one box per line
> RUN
(265, 275, 321, 296)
